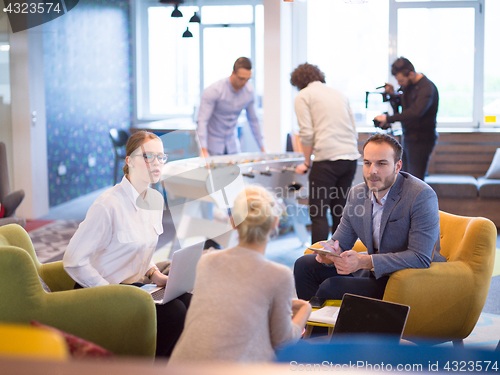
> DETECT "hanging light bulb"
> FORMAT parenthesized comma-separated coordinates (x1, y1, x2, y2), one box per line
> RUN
(182, 27, 193, 38)
(189, 12, 201, 23)
(171, 3, 183, 17)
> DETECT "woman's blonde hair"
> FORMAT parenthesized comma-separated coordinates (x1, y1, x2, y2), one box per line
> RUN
(123, 131, 160, 176)
(233, 186, 280, 244)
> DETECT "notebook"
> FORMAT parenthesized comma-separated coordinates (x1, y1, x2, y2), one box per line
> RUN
(142, 242, 204, 305)
(331, 293, 410, 342)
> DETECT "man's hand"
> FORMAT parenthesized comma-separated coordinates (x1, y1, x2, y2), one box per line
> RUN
(374, 114, 388, 128)
(200, 148, 210, 158)
(295, 163, 309, 175)
(260, 147, 266, 153)
(314, 240, 341, 265)
(334, 251, 373, 275)
(383, 83, 395, 94)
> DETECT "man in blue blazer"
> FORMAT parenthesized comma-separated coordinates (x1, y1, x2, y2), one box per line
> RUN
(294, 133, 446, 301)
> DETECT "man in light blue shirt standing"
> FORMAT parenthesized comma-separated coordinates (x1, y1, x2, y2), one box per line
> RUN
(197, 57, 266, 157)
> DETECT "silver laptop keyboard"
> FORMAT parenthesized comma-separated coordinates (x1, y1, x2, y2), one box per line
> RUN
(151, 288, 165, 302)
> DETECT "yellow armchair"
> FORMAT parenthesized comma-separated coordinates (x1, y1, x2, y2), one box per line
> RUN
(384, 211, 496, 345)
(305, 211, 497, 345)
(0, 224, 157, 358)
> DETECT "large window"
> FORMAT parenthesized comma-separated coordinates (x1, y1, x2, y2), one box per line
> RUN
(148, 5, 200, 116)
(397, 7, 475, 124)
(136, 0, 263, 120)
(307, 0, 389, 127)
(391, 0, 484, 128)
(484, 0, 500, 125)
(307, 0, 493, 129)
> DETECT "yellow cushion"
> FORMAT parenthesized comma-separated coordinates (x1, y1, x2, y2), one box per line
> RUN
(0, 323, 68, 361)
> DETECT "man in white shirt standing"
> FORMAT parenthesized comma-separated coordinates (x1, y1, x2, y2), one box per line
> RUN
(290, 63, 360, 244)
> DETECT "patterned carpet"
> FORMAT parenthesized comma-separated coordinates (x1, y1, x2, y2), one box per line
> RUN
(27, 220, 80, 263)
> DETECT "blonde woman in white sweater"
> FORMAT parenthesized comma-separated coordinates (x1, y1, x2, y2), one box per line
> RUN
(169, 186, 311, 363)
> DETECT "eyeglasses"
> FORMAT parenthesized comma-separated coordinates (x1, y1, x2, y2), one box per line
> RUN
(133, 153, 168, 164)
(235, 75, 250, 82)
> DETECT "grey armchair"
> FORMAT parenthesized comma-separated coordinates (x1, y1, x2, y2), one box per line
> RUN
(0, 142, 25, 227)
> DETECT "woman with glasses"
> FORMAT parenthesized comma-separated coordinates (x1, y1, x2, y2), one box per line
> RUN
(63, 131, 187, 357)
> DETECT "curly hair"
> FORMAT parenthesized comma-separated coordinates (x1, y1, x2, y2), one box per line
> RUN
(290, 63, 326, 90)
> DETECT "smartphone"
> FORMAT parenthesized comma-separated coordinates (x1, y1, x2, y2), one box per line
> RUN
(307, 246, 341, 257)
(309, 296, 326, 308)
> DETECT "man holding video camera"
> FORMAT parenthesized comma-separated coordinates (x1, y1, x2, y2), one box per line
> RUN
(374, 57, 439, 180)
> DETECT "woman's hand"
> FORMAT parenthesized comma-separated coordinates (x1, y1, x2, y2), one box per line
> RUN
(291, 299, 312, 328)
(291, 299, 310, 317)
(151, 270, 168, 287)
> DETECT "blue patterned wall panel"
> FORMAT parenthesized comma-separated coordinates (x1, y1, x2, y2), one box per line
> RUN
(44, 0, 132, 207)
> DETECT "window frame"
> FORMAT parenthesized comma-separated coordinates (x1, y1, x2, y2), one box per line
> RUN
(133, 0, 262, 122)
(389, 0, 486, 129)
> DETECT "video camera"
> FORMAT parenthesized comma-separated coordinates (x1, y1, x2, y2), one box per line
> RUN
(366, 85, 402, 130)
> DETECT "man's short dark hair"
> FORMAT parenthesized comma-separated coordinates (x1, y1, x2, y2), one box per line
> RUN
(290, 63, 326, 90)
(363, 133, 403, 163)
(391, 57, 415, 77)
(233, 57, 252, 73)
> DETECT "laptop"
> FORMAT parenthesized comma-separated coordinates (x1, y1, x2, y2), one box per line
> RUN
(141, 242, 204, 305)
(331, 293, 410, 342)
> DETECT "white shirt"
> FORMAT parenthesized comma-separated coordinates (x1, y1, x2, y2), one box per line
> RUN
(370, 189, 391, 251)
(63, 176, 164, 288)
(294, 81, 360, 162)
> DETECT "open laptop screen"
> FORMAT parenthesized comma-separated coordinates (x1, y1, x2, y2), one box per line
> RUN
(331, 293, 410, 342)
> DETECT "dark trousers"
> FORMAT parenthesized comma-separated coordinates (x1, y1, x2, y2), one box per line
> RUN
(308, 160, 357, 244)
(154, 292, 191, 357)
(401, 138, 436, 180)
(74, 283, 191, 358)
(293, 254, 389, 301)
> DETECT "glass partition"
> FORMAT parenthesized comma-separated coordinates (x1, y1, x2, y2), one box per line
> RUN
(397, 7, 475, 123)
(307, 0, 389, 127)
(202, 27, 251, 89)
(148, 6, 200, 116)
(201, 5, 253, 24)
(484, 0, 500, 126)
